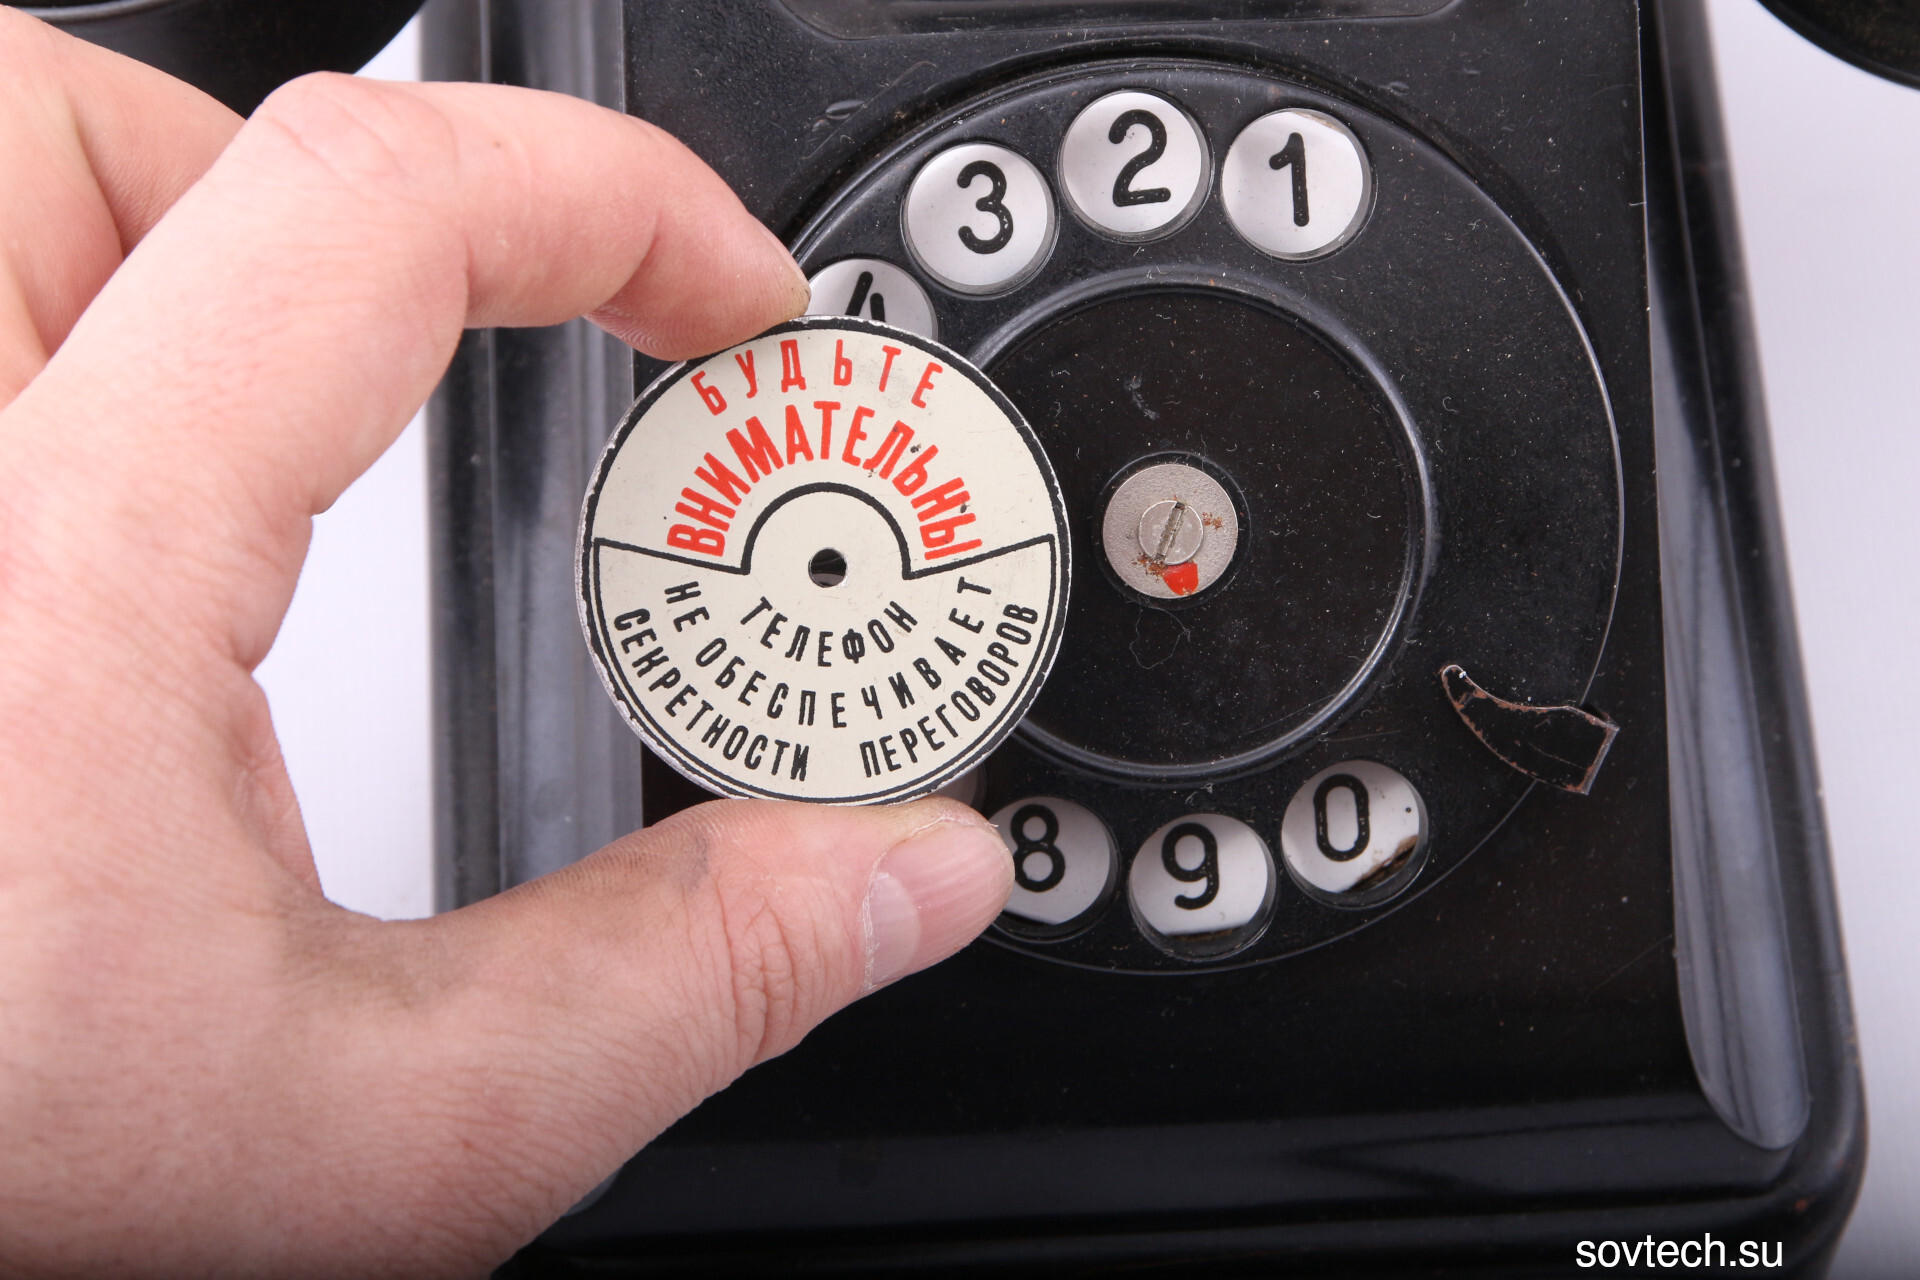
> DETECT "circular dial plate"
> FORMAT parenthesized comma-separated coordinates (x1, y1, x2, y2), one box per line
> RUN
(580, 318, 1070, 804)
(788, 62, 1621, 970)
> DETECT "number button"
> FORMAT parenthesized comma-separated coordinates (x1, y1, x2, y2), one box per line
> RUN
(990, 797, 1116, 929)
(805, 258, 938, 340)
(1222, 108, 1372, 260)
(1128, 814, 1274, 949)
(1280, 760, 1428, 900)
(902, 143, 1055, 295)
(1058, 90, 1208, 240)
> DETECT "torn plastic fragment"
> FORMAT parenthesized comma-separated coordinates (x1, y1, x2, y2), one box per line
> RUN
(1440, 665, 1619, 795)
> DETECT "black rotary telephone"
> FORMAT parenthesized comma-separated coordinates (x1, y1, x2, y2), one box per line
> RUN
(36, 0, 1919, 1274)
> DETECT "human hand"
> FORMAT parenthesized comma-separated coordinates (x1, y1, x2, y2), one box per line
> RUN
(0, 12, 1011, 1276)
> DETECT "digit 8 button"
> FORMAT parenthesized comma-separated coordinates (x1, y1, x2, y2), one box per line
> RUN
(989, 797, 1117, 939)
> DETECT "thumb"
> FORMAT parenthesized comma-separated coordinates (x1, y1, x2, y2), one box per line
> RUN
(326, 797, 1010, 1264)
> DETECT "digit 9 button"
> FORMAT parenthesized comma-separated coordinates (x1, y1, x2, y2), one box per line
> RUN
(1128, 814, 1275, 958)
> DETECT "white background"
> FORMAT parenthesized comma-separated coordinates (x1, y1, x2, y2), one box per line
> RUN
(267, 5, 1920, 1268)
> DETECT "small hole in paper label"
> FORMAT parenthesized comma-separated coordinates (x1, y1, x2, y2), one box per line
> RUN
(808, 548, 848, 587)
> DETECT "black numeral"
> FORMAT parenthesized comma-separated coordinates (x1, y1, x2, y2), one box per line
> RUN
(956, 160, 1014, 254)
(1313, 774, 1370, 862)
(1109, 109, 1172, 208)
(842, 270, 887, 323)
(1010, 803, 1066, 893)
(1161, 822, 1220, 909)
(1268, 131, 1310, 227)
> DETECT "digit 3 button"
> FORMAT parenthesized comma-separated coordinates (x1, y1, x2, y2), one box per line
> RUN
(1221, 108, 1373, 260)
(1128, 814, 1276, 957)
(804, 258, 938, 341)
(1280, 760, 1429, 904)
(1058, 90, 1208, 241)
(990, 797, 1117, 937)
(902, 142, 1056, 295)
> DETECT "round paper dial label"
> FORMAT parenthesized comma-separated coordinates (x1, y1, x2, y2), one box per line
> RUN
(579, 317, 1070, 804)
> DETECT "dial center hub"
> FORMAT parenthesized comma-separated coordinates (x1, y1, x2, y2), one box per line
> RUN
(1101, 460, 1240, 600)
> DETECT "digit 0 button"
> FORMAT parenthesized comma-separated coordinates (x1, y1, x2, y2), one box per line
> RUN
(990, 797, 1116, 934)
(1128, 814, 1275, 956)
(1059, 90, 1208, 240)
(1222, 108, 1372, 260)
(805, 258, 938, 340)
(903, 142, 1056, 295)
(1281, 761, 1428, 903)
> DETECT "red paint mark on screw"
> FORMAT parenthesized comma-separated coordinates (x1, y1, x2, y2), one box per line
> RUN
(1163, 561, 1200, 596)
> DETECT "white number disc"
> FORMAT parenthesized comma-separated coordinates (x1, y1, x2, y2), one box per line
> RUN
(991, 796, 1115, 928)
(1128, 813, 1274, 941)
(1222, 108, 1372, 260)
(1280, 760, 1427, 896)
(805, 258, 938, 340)
(1059, 90, 1208, 240)
(902, 142, 1055, 295)
(579, 318, 1070, 804)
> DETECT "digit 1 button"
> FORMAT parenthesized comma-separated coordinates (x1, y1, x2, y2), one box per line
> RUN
(1221, 108, 1372, 260)
(990, 797, 1116, 934)
(805, 258, 938, 340)
(1058, 90, 1208, 241)
(1128, 814, 1275, 955)
(1280, 760, 1428, 902)
(902, 142, 1056, 295)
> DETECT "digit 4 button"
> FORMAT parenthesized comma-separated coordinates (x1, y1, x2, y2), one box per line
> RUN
(805, 258, 938, 340)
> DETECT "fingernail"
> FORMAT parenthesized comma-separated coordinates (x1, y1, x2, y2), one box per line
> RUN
(864, 819, 1011, 990)
(755, 220, 811, 318)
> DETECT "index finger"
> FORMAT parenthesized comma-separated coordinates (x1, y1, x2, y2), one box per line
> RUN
(0, 74, 808, 673)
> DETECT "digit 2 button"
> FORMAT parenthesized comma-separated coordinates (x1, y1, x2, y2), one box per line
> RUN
(805, 258, 938, 340)
(1280, 760, 1428, 904)
(1222, 108, 1372, 260)
(991, 797, 1117, 937)
(1129, 814, 1275, 957)
(903, 143, 1055, 295)
(1059, 90, 1208, 241)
